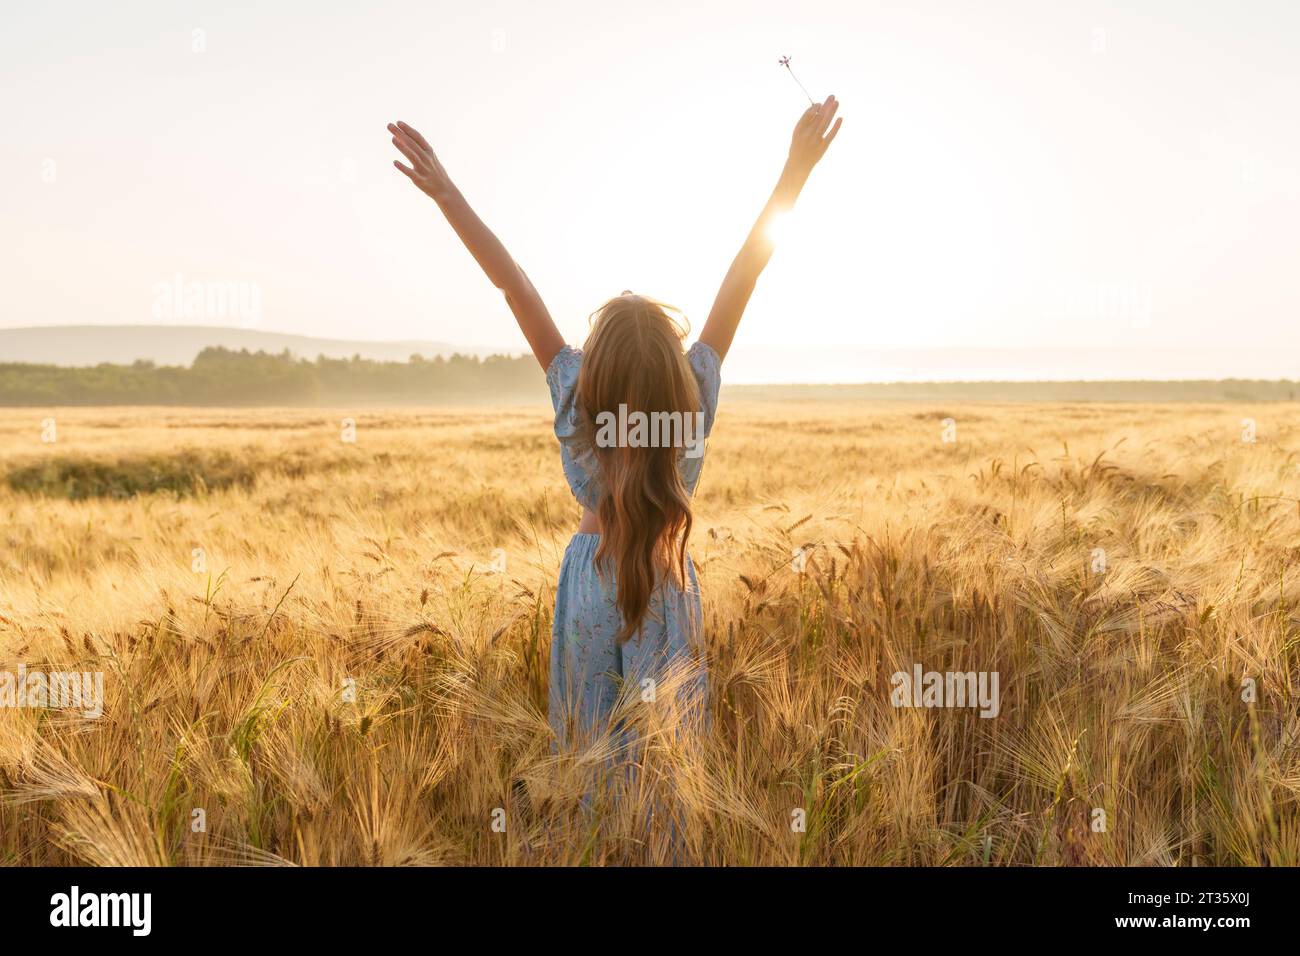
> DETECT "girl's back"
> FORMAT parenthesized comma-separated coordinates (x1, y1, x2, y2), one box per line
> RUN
(545, 301, 721, 744)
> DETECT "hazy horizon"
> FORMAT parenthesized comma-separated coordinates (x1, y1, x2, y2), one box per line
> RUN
(3, 322, 1298, 384)
(4, 1, 1299, 380)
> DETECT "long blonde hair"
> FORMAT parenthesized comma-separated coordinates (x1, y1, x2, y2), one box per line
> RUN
(579, 293, 700, 642)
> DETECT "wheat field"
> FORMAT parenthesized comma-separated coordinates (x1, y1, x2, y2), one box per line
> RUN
(0, 401, 1297, 866)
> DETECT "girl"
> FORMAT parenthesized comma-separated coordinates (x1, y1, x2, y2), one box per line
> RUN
(388, 96, 841, 746)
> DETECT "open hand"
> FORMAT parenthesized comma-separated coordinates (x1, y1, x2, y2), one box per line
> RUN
(388, 121, 454, 201)
(787, 95, 841, 175)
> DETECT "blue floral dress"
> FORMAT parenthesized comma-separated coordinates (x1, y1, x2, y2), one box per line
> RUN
(545, 341, 721, 747)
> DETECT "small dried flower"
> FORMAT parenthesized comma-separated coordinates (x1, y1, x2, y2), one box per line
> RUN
(778, 55, 815, 106)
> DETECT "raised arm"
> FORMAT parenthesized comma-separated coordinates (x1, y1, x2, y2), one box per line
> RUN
(699, 96, 842, 362)
(388, 120, 566, 370)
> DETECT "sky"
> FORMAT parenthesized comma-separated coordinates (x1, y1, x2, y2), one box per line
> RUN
(3, 0, 1298, 382)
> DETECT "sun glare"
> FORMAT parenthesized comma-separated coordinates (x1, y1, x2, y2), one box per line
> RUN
(765, 209, 791, 244)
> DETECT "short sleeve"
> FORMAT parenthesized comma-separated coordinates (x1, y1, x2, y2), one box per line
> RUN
(545, 346, 602, 510)
(687, 340, 722, 436)
(674, 340, 722, 495)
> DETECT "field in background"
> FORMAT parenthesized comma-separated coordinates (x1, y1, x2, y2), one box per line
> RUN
(1, 402, 1297, 865)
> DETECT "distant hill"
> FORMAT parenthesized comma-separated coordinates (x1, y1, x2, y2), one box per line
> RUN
(0, 325, 501, 367)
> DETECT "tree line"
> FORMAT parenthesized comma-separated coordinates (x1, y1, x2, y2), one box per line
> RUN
(2, 347, 1297, 405)
(0, 347, 547, 405)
